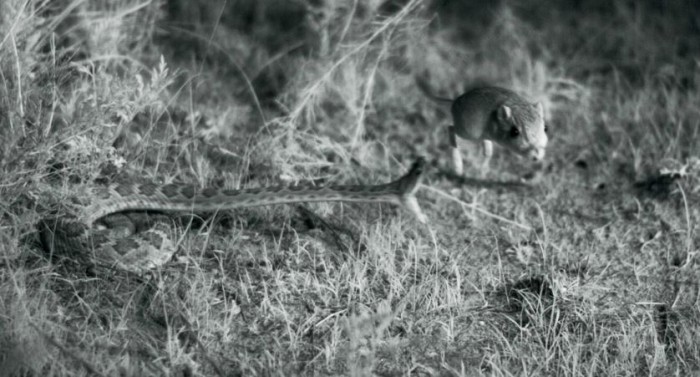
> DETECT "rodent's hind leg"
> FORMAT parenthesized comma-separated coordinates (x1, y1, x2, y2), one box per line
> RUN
(479, 140, 493, 175)
(451, 148, 464, 176)
(448, 126, 464, 175)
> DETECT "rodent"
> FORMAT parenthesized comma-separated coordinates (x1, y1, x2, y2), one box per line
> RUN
(417, 78, 548, 175)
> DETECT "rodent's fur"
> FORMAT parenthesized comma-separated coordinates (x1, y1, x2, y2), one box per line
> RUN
(416, 77, 548, 175)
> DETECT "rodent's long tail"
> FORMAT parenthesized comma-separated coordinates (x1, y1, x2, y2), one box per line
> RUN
(415, 75, 453, 106)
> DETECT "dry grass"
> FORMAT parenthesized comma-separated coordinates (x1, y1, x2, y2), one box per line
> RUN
(2, 0, 700, 375)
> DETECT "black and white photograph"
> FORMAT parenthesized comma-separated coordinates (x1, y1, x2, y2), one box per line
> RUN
(1, 0, 699, 375)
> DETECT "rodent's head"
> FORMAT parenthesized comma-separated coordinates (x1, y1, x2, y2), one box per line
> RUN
(492, 101, 548, 161)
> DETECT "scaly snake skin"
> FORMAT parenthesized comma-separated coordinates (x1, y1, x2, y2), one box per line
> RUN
(40, 158, 427, 273)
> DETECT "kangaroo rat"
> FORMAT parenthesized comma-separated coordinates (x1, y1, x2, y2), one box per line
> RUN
(417, 79, 548, 175)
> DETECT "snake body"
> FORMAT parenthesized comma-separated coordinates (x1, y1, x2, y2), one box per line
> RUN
(39, 158, 427, 272)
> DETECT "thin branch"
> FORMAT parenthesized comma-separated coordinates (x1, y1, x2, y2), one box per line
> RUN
(422, 185, 533, 231)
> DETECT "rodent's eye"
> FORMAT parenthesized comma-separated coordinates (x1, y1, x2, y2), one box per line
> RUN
(509, 126, 520, 138)
(544, 124, 548, 134)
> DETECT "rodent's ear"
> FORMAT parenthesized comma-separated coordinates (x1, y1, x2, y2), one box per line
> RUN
(534, 102, 544, 117)
(497, 105, 512, 122)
